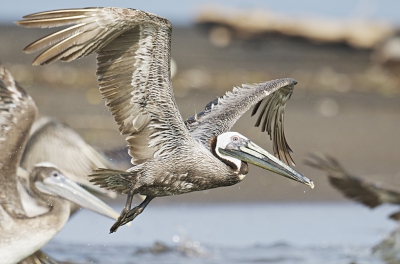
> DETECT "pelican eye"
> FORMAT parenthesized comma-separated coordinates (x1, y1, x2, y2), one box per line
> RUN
(231, 136, 239, 142)
(51, 171, 59, 178)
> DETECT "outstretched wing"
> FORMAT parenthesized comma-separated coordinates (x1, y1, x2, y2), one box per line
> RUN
(18, 7, 193, 165)
(305, 155, 400, 210)
(0, 63, 38, 216)
(20, 117, 116, 198)
(185, 78, 296, 166)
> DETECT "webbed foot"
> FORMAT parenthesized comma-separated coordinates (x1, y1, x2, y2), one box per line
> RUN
(110, 208, 130, 233)
(109, 196, 154, 233)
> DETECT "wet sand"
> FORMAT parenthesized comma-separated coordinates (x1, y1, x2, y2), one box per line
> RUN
(1, 25, 400, 204)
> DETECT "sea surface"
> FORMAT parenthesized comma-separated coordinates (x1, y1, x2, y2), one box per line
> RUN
(43, 203, 399, 263)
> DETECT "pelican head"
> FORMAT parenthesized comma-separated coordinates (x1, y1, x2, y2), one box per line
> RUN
(213, 132, 314, 188)
(28, 162, 120, 219)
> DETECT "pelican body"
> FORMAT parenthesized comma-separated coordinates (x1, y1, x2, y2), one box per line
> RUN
(18, 7, 314, 232)
(0, 63, 119, 264)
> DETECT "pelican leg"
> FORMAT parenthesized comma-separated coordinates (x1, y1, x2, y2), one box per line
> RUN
(110, 195, 154, 233)
(110, 189, 135, 233)
(121, 196, 154, 225)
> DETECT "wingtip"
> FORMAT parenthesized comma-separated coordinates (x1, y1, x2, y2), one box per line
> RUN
(22, 44, 35, 54)
(308, 180, 315, 189)
(15, 19, 38, 28)
(31, 59, 43, 66)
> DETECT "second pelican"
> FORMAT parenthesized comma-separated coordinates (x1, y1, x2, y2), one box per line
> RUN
(0, 63, 119, 264)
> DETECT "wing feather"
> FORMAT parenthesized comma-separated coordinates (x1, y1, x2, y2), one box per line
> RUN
(23, 23, 90, 54)
(18, 7, 193, 166)
(17, 15, 90, 28)
(0, 63, 37, 216)
(186, 78, 297, 166)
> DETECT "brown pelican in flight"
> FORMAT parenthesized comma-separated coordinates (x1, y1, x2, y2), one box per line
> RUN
(18, 7, 314, 233)
(0, 63, 119, 264)
(306, 155, 400, 262)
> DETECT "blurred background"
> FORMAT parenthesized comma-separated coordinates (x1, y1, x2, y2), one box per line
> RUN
(1, 1, 400, 263)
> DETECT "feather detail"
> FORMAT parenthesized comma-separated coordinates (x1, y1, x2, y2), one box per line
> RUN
(18, 7, 192, 167)
(89, 168, 137, 194)
(186, 78, 297, 166)
(0, 62, 37, 216)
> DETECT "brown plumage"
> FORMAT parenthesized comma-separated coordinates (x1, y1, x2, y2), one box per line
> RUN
(18, 7, 314, 232)
(21, 117, 117, 200)
(0, 62, 119, 263)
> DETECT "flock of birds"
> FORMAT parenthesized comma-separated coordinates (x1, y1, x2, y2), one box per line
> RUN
(0, 6, 397, 264)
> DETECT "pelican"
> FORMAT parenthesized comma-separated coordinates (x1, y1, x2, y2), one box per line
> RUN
(17, 7, 314, 233)
(16, 117, 121, 264)
(4, 67, 124, 262)
(0, 63, 119, 264)
(21, 116, 118, 211)
(20, 117, 146, 207)
(306, 155, 400, 262)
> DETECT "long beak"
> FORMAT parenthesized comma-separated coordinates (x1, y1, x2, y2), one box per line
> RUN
(62, 170, 117, 199)
(219, 141, 314, 189)
(35, 173, 121, 220)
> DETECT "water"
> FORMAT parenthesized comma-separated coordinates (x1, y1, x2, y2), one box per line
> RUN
(45, 242, 377, 264)
(42, 203, 398, 263)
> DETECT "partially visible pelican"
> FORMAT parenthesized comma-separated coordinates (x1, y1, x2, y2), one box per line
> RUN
(18, 7, 314, 233)
(21, 117, 117, 209)
(16, 117, 122, 264)
(0, 63, 119, 264)
(306, 155, 400, 263)
(19, 118, 148, 219)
